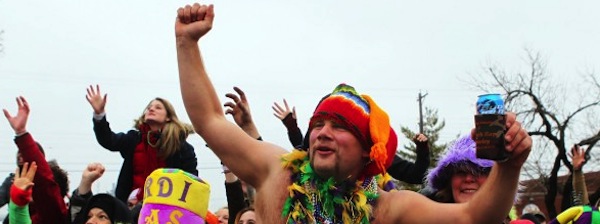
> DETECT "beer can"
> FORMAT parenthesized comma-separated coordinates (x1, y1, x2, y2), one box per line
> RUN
(474, 93, 508, 161)
(476, 93, 504, 115)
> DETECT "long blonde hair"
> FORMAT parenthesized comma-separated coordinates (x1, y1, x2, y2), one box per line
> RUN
(134, 97, 194, 159)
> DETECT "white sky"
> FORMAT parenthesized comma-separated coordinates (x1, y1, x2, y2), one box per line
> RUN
(1, 0, 599, 213)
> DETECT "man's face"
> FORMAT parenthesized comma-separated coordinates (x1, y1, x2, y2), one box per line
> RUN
(450, 170, 489, 203)
(308, 119, 369, 181)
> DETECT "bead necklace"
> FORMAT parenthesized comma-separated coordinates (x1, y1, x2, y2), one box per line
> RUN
(281, 150, 379, 224)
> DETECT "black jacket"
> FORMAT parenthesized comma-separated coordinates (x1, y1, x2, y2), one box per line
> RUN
(93, 116, 198, 203)
(225, 180, 247, 224)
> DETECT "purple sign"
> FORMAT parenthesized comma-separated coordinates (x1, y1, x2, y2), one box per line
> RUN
(138, 204, 205, 224)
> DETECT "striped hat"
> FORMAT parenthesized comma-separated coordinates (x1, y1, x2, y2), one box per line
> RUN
(138, 168, 211, 224)
(551, 205, 600, 224)
(308, 83, 397, 178)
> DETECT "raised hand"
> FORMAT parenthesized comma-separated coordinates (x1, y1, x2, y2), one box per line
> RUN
(175, 3, 215, 42)
(501, 112, 532, 167)
(569, 145, 586, 171)
(3, 96, 30, 135)
(412, 133, 429, 148)
(85, 84, 107, 114)
(272, 99, 296, 121)
(224, 87, 253, 129)
(82, 162, 105, 183)
(78, 162, 105, 195)
(13, 162, 37, 191)
(470, 112, 532, 167)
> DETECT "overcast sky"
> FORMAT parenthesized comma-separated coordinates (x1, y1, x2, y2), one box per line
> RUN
(1, 0, 599, 212)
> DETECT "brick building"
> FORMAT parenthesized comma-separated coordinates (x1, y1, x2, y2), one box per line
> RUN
(516, 171, 600, 220)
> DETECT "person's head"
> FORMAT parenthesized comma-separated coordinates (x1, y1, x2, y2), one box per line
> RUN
(306, 84, 397, 181)
(134, 97, 194, 158)
(138, 98, 174, 126)
(234, 207, 255, 224)
(48, 159, 69, 198)
(83, 194, 131, 224)
(215, 206, 229, 224)
(522, 203, 546, 223)
(426, 135, 494, 203)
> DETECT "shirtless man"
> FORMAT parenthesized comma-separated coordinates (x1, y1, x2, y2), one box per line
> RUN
(174, 3, 532, 223)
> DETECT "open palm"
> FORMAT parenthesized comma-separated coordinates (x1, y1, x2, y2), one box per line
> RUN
(86, 84, 107, 114)
(225, 87, 253, 128)
(14, 162, 37, 191)
(3, 96, 30, 134)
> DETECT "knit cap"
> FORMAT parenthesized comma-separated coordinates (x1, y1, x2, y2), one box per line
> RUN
(138, 168, 211, 224)
(83, 193, 131, 224)
(522, 203, 546, 221)
(426, 135, 494, 191)
(308, 83, 397, 178)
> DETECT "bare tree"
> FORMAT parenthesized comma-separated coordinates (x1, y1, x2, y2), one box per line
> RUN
(468, 49, 600, 218)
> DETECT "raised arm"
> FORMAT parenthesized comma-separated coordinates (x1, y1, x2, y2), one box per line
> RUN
(387, 112, 531, 223)
(70, 163, 105, 223)
(224, 86, 261, 139)
(459, 112, 531, 222)
(3, 96, 67, 223)
(272, 99, 303, 148)
(9, 162, 36, 224)
(387, 133, 430, 184)
(221, 165, 246, 224)
(86, 84, 139, 153)
(570, 144, 589, 205)
(86, 84, 107, 115)
(175, 3, 286, 188)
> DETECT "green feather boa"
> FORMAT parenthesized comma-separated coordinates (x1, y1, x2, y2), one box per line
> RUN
(281, 150, 379, 224)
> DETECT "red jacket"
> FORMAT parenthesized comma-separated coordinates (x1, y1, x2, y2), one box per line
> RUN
(15, 133, 67, 224)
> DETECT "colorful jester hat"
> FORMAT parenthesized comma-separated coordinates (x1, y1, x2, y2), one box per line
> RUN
(550, 205, 600, 224)
(308, 83, 398, 178)
(426, 135, 495, 192)
(138, 168, 211, 224)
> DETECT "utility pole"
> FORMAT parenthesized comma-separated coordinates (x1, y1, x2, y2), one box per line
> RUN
(417, 91, 428, 133)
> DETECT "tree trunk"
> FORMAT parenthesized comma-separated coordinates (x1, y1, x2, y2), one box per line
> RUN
(545, 155, 561, 218)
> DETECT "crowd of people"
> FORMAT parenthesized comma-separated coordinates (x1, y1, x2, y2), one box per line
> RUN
(0, 2, 597, 224)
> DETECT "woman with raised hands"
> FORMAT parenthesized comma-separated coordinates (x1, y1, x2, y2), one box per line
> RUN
(85, 85, 198, 203)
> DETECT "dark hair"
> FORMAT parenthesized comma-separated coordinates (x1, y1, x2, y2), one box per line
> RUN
(48, 160, 69, 197)
(433, 186, 455, 203)
(35, 142, 45, 156)
(430, 164, 491, 203)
